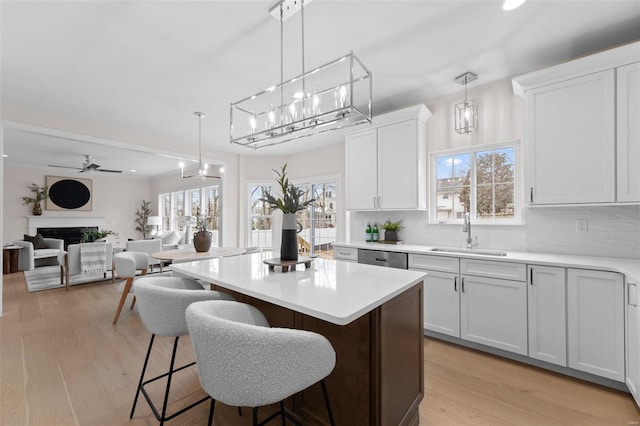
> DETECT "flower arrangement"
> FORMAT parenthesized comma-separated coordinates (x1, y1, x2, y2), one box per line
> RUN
(195, 215, 211, 233)
(261, 164, 315, 213)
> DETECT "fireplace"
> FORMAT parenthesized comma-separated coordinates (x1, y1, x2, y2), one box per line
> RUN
(38, 227, 98, 249)
(27, 216, 106, 249)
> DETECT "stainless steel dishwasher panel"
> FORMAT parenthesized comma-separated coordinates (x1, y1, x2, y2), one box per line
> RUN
(357, 249, 408, 269)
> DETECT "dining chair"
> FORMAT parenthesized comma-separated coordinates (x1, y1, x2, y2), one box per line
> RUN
(185, 300, 336, 426)
(130, 276, 235, 425)
(112, 251, 149, 324)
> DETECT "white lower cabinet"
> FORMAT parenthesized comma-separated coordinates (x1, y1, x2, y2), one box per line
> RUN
(567, 268, 625, 382)
(460, 274, 528, 355)
(627, 281, 640, 405)
(423, 270, 460, 337)
(527, 265, 567, 366)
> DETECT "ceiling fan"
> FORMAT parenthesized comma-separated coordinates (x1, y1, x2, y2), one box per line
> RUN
(48, 155, 123, 173)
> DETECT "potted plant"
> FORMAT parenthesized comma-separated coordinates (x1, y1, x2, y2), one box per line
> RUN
(381, 219, 402, 242)
(81, 229, 117, 243)
(261, 164, 315, 260)
(134, 200, 152, 239)
(193, 214, 213, 253)
(22, 183, 48, 216)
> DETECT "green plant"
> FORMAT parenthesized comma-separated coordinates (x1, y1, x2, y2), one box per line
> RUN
(261, 164, 315, 213)
(135, 200, 152, 239)
(381, 219, 402, 232)
(22, 183, 48, 205)
(81, 229, 117, 243)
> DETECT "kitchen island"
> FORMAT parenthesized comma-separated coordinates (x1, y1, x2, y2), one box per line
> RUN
(171, 251, 427, 426)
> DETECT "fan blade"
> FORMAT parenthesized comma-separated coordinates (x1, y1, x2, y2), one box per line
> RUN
(48, 165, 83, 170)
(97, 169, 122, 173)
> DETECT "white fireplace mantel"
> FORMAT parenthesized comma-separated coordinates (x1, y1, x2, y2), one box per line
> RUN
(27, 216, 106, 235)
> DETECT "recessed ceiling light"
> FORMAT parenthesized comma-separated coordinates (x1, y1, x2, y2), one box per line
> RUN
(2, 154, 7, 158)
(503, 0, 526, 11)
(130, 169, 137, 173)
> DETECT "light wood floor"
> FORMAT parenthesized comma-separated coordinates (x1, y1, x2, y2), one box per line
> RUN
(1, 271, 639, 426)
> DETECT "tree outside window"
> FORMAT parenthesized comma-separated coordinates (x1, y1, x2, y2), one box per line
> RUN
(433, 144, 518, 223)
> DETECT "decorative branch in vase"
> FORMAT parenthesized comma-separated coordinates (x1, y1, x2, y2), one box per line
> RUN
(22, 183, 48, 216)
(261, 164, 315, 260)
(193, 213, 213, 253)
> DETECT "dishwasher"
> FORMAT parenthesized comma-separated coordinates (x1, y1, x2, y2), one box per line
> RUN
(357, 248, 408, 269)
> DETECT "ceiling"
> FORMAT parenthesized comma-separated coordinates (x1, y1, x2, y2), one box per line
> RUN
(2, 0, 640, 177)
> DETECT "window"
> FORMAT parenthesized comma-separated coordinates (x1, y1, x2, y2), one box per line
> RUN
(159, 183, 222, 246)
(431, 141, 519, 224)
(247, 177, 338, 258)
(248, 184, 274, 249)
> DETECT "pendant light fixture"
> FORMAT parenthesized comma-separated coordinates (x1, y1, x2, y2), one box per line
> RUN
(179, 112, 221, 179)
(229, 0, 372, 149)
(454, 72, 478, 135)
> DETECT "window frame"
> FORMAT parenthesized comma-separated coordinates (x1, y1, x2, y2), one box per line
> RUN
(158, 182, 223, 246)
(429, 140, 522, 225)
(247, 182, 275, 249)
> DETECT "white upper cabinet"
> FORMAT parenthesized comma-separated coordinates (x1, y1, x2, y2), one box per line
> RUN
(525, 70, 615, 204)
(513, 41, 640, 205)
(617, 62, 640, 202)
(345, 105, 430, 210)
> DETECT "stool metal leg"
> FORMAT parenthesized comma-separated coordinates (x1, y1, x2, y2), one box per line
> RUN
(208, 399, 216, 426)
(321, 379, 336, 426)
(130, 334, 155, 419)
(159, 336, 181, 425)
(253, 407, 259, 426)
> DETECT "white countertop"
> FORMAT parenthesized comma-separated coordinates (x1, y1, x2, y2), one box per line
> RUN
(335, 241, 640, 283)
(170, 250, 427, 326)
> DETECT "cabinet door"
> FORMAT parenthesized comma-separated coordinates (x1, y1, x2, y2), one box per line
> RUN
(617, 62, 640, 202)
(377, 120, 422, 209)
(528, 265, 567, 366)
(526, 70, 615, 204)
(345, 129, 378, 210)
(627, 281, 640, 406)
(421, 270, 460, 337)
(460, 275, 527, 355)
(567, 269, 624, 382)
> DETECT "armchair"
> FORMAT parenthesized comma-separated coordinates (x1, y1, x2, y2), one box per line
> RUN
(60, 242, 114, 290)
(125, 239, 163, 271)
(13, 237, 64, 271)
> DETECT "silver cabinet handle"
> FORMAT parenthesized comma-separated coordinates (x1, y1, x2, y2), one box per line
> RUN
(454, 276, 458, 292)
(530, 187, 534, 203)
(461, 277, 465, 293)
(373, 196, 377, 208)
(530, 267, 533, 285)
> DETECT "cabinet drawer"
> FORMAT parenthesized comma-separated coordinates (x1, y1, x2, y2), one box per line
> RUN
(333, 247, 358, 262)
(460, 259, 526, 281)
(409, 254, 459, 273)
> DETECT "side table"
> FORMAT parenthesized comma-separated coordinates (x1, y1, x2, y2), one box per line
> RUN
(3, 245, 22, 274)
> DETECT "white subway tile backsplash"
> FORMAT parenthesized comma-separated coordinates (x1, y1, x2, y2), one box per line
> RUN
(350, 205, 640, 259)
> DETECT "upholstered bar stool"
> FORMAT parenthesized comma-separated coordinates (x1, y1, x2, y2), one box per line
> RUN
(112, 251, 149, 324)
(131, 276, 235, 425)
(185, 300, 337, 426)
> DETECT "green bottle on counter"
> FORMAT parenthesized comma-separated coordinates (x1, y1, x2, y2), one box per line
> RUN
(372, 223, 379, 242)
(366, 223, 372, 242)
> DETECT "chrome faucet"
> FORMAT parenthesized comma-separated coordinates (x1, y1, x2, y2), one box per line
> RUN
(462, 212, 475, 249)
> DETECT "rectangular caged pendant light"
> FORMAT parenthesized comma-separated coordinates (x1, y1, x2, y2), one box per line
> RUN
(454, 72, 478, 135)
(230, 0, 372, 149)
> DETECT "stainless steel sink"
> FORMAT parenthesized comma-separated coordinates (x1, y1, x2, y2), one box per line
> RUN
(429, 247, 508, 257)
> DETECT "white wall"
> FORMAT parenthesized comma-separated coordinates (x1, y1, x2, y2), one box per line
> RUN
(3, 166, 152, 244)
(348, 79, 640, 260)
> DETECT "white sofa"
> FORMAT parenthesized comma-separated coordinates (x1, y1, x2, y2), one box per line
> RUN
(13, 237, 64, 271)
(60, 242, 114, 286)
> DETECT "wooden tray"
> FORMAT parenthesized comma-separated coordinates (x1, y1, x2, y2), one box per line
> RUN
(263, 257, 314, 273)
